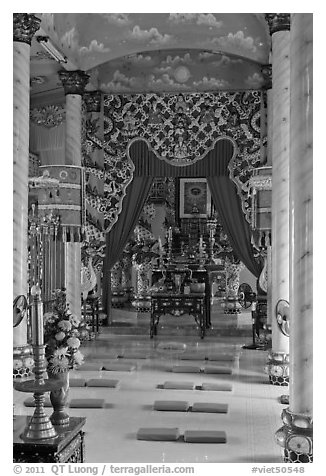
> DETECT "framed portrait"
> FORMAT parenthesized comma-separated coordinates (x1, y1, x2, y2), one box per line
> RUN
(179, 178, 212, 218)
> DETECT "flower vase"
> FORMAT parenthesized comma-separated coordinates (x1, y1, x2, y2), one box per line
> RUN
(47, 369, 70, 427)
(224, 261, 244, 314)
(132, 261, 152, 312)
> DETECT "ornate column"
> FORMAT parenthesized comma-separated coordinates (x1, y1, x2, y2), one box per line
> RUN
(261, 64, 273, 335)
(275, 13, 313, 463)
(13, 14, 41, 377)
(59, 70, 89, 316)
(264, 13, 290, 385)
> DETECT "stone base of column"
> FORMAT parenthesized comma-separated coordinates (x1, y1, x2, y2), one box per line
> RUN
(275, 408, 313, 463)
(13, 345, 34, 379)
(264, 351, 289, 386)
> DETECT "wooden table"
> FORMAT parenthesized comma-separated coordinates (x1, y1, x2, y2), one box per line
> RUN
(150, 292, 207, 339)
(13, 416, 86, 463)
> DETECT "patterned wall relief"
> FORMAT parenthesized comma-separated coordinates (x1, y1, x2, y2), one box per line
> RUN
(102, 90, 263, 232)
(82, 95, 105, 244)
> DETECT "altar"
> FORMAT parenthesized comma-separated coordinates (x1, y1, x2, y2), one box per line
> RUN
(150, 263, 225, 338)
(151, 291, 207, 338)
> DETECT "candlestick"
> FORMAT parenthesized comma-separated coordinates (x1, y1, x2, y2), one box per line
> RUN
(31, 284, 44, 346)
(13, 287, 62, 440)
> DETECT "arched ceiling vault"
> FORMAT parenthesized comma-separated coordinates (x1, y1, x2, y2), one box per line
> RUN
(30, 13, 271, 98)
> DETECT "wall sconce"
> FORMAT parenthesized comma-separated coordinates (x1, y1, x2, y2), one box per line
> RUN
(36, 36, 67, 64)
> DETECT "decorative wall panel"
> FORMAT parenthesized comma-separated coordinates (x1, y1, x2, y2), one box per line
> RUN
(82, 98, 105, 243)
(102, 91, 263, 231)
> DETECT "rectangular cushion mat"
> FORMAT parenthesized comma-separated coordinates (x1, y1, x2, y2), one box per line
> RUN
(183, 430, 227, 443)
(86, 378, 119, 387)
(77, 363, 103, 371)
(70, 378, 87, 387)
(178, 353, 206, 361)
(118, 353, 149, 359)
(137, 428, 180, 441)
(171, 366, 202, 373)
(153, 400, 190, 411)
(102, 362, 136, 371)
(191, 402, 228, 413)
(24, 397, 51, 407)
(69, 398, 105, 408)
(201, 382, 233, 392)
(163, 381, 195, 390)
(87, 352, 119, 360)
(203, 366, 232, 374)
(206, 354, 235, 361)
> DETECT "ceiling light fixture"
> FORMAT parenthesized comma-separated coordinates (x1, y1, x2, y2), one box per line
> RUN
(36, 36, 67, 64)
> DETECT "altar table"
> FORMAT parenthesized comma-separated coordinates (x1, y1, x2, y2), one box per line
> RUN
(150, 292, 207, 339)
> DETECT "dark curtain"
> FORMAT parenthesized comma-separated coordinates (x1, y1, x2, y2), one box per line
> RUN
(102, 175, 154, 313)
(207, 176, 261, 277)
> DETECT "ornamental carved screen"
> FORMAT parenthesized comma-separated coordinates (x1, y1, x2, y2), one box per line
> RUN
(83, 91, 264, 237)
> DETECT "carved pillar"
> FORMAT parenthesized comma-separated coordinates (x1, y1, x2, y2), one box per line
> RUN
(59, 70, 89, 316)
(265, 13, 290, 385)
(261, 65, 273, 336)
(275, 13, 313, 463)
(13, 13, 41, 376)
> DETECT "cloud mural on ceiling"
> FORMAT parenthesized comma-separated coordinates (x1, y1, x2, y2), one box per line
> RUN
(168, 13, 223, 28)
(96, 49, 264, 94)
(39, 12, 270, 72)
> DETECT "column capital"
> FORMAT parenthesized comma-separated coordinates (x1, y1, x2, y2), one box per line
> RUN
(265, 14, 291, 35)
(84, 90, 102, 112)
(13, 13, 41, 45)
(261, 64, 272, 90)
(59, 70, 90, 96)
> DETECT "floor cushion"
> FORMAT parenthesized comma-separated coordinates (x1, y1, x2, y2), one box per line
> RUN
(70, 378, 87, 387)
(178, 353, 206, 361)
(162, 381, 195, 390)
(201, 382, 233, 392)
(206, 354, 235, 361)
(203, 366, 232, 374)
(153, 400, 190, 412)
(102, 362, 136, 371)
(183, 430, 227, 443)
(86, 378, 119, 387)
(191, 402, 228, 413)
(118, 352, 149, 359)
(137, 428, 180, 441)
(171, 365, 202, 373)
(76, 363, 103, 371)
(69, 398, 105, 408)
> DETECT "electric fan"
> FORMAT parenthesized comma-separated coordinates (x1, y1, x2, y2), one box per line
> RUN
(13, 295, 28, 328)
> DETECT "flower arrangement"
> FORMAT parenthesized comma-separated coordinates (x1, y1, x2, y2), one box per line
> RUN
(44, 289, 89, 374)
(130, 237, 160, 266)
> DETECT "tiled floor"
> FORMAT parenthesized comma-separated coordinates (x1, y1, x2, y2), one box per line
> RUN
(13, 305, 286, 463)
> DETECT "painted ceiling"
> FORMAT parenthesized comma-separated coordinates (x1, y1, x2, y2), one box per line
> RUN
(35, 13, 271, 94)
